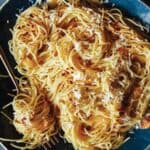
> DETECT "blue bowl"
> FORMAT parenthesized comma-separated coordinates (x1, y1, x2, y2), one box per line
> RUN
(0, 0, 149, 150)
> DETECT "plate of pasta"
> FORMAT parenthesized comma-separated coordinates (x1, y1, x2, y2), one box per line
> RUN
(0, 0, 150, 150)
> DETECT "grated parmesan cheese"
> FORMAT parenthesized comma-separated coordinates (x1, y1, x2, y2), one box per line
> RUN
(72, 71, 84, 81)
(74, 41, 81, 52)
(73, 88, 81, 99)
(103, 91, 113, 102)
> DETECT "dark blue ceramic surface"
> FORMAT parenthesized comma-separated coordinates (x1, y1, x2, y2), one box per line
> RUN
(108, 0, 150, 25)
(0, 0, 150, 150)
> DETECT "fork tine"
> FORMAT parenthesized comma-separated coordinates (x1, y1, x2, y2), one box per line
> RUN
(53, 135, 59, 143)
